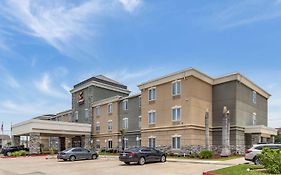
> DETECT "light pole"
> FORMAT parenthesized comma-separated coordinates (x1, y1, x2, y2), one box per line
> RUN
(220, 106, 231, 157)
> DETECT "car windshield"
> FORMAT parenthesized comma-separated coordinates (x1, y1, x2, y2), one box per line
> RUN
(125, 148, 140, 152)
(62, 148, 73, 152)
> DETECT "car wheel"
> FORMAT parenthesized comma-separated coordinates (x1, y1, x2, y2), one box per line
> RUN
(160, 155, 166, 163)
(254, 157, 261, 165)
(63, 159, 67, 161)
(125, 162, 130, 165)
(69, 155, 76, 161)
(92, 154, 97, 160)
(138, 157, 145, 165)
(7, 152, 12, 156)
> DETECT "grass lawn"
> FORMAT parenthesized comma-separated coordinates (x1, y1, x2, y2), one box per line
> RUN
(210, 164, 276, 175)
(167, 155, 242, 161)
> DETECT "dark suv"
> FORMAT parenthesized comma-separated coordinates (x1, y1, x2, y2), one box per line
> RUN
(1, 145, 29, 156)
(119, 147, 166, 165)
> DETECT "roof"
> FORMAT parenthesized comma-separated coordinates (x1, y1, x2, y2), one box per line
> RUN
(33, 114, 56, 120)
(73, 75, 127, 90)
(138, 68, 271, 99)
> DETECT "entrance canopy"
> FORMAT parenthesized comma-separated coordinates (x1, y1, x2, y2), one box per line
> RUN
(245, 125, 277, 137)
(12, 119, 91, 136)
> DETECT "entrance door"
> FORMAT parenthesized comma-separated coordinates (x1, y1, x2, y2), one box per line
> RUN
(72, 136, 82, 147)
(59, 137, 65, 151)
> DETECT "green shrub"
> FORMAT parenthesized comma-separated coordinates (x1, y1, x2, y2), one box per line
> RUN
(259, 147, 281, 174)
(10, 150, 28, 157)
(199, 150, 213, 159)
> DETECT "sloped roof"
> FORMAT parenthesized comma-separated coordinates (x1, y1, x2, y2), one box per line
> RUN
(73, 75, 127, 90)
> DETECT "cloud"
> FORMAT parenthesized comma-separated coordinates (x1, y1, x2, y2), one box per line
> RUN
(61, 83, 71, 94)
(213, 0, 281, 29)
(118, 0, 142, 12)
(34, 73, 68, 99)
(0, 0, 143, 58)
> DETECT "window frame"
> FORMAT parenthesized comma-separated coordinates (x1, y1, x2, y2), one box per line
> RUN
(107, 120, 113, 131)
(95, 106, 101, 116)
(172, 80, 181, 96)
(171, 106, 181, 121)
(253, 91, 257, 104)
(107, 103, 113, 114)
(96, 122, 100, 132)
(172, 135, 181, 150)
(148, 87, 156, 101)
(122, 100, 128, 111)
(123, 118, 128, 129)
(148, 136, 156, 148)
(148, 110, 156, 124)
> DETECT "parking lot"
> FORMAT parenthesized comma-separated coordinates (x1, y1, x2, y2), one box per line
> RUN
(0, 156, 245, 175)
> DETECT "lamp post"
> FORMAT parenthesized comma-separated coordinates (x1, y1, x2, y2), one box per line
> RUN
(220, 106, 231, 157)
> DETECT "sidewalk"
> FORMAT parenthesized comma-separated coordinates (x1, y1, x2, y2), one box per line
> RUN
(167, 157, 247, 166)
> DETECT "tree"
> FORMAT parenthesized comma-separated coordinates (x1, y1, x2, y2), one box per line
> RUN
(119, 129, 126, 151)
(275, 134, 281, 144)
(7, 141, 12, 147)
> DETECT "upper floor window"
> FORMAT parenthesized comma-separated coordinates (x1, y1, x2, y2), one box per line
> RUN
(123, 100, 128, 110)
(172, 80, 181, 96)
(139, 96, 142, 107)
(252, 113, 256, 125)
(123, 118, 128, 129)
(96, 122, 100, 132)
(108, 120, 113, 131)
(148, 111, 156, 124)
(74, 111, 78, 122)
(138, 116, 142, 128)
(148, 87, 156, 101)
(108, 103, 113, 114)
(85, 109, 89, 120)
(95, 106, 100, 116)
(172, 135, 181, 149)
(253, 91, 257, 104)
(172, 106, 181, 121)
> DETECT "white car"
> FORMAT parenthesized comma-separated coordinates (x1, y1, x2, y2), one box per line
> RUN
(245, 144, 281, 165)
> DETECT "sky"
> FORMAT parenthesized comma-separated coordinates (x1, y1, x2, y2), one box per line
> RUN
(0, 0, 281, 134)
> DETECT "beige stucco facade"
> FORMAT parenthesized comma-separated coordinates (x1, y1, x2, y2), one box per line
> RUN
(93, 96, 121, 149)
(140, 76, 213, 148)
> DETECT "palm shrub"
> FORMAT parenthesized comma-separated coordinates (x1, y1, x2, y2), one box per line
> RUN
(199, 150, 213, 159)
(259, 147, 281, 174)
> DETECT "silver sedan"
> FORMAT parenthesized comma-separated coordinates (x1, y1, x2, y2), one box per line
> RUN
(57, 147, 99, 161)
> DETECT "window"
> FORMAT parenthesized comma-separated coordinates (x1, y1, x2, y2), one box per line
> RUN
(139, 96, 142, 107)
(172, 136, 181, 149)
(123, 118, 128, 129)
(108, 120, 113, 131)
(172, 106, 181, 121)
(96, 140, 100, 149)
(252, 113, 257, 125)
(253, 91, 257, 104)
(85, 109, 89, 120)
(95, 106, 100, 116)
(123, 100, 128, 110)
(172, 80, 181, 96)
(148, 87, 156, 101)
(124, 138, 128, 149)
(74, 111, 78, 122)
(96, 122, 100, 132)
(108, 103, 112, 114)
(138, 116, 142, 128)
(148, 137, 156, 148)
(148, 111, 156, 124)
(108, 139, 112, 149)
(136, 136, 141, 147)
